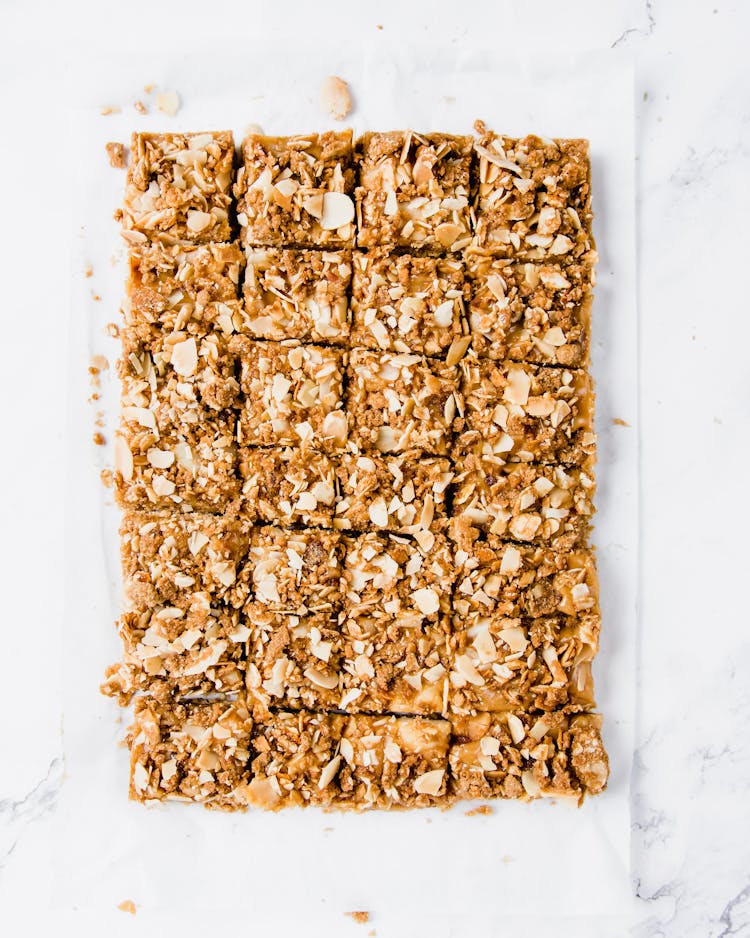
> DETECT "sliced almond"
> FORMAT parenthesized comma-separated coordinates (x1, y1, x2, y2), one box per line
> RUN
(320, 192, 354, 230)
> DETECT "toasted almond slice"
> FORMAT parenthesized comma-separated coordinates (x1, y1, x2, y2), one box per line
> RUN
(320, 192, 355, 230)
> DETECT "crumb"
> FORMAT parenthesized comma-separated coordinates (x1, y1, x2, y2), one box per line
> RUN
(117, 900, 136, 915)
(87, 392, 101, 403)
(93, 432, 106, 446)
(347, 912, 370, 925)
(95, 411, 105, 428)
(100, 105, 121, 116)
(376, 24, 383, 29)
(101, 468, 114, 489)
(105, 322, 120, 339)
(106, 141, 126, 168)
(368, 931, 376, 937)
(134, 99, 148, 115)
(90, 355, 109, 372)
(465, 804, 493, 816)
(113, 208, 123, 223)
(320, 76, 351, 121)
(443, 95, 456, 104)
(156, 90, 180, 116)
(612, 417, 630, 427)
(143, 83, 155, 94)
(84, 264, 93, 278)
(323, 826, 334, 832)
(91, 292, 101, 302)
(643, 91, 649, 101)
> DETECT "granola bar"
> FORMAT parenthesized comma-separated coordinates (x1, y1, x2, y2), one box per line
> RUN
(245, 526, 343, 617)
(450, 456, 595, 549)
(235, 132, 356, 248)
(239, 447, 336, 528)
(246, 710, 450, 809)
(350, 250, 467, 356)
(465, 254, 593, 367)
(452, 538, 599, 622)
(246, 710, 346, 808)
(128, 696, 253, 808)
(356, 132, 472, 252)
(123, 132, 234, 244)
(103, 602, 248, 703)
(241, 248, 351, 343)
(334, 452, 453, 537)
(346, 350, 460, 455)
(119, 329, 240, 431)
(472, 125, 594, 262)
(448, 612, 600, 715)
(244, 610, 342, 713)
(113, 419, 239, 513)
(125, 241, 243, 342)
(232, 338, 347, 451)
(456, 356, 595, 465)
(120, 511, 252, 611)
(337, 714, 450, 808)
(448, 711, 608, 801)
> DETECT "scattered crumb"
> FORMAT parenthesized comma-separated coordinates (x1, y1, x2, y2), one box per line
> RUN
(465, 804, 492, 816)
(157, 90, 180, 116)
(91, 354, 109, 372)
(84, 264, 93, 278)
(612, 417, 630, 427)
(91, 292, 101, 302)
(88, 392, 101, 403)
(117, 900, 136, 915)
(443, 95, 456, 104)
(323, 826, 334, 832)
(95, 411, 105, 428)
(134, 99, 148, 115)
(101, 468, 114, 489)
(143, 83, 155, 94)
(643, 91, 649, 101)
(346, 912, 370, 925)
(376, 24, 383, 30)
(93, 432, 106, 446)
(113, 208, 123, 223)
(106, 322, 120, 339)
(100, 105, 121, 116)
(320, 76, 351, 121)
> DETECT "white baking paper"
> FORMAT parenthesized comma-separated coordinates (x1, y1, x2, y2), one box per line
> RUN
(57, 46, 637, 934)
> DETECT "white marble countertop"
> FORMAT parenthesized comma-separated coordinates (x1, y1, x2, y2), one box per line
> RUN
(1, 1, 748, 935)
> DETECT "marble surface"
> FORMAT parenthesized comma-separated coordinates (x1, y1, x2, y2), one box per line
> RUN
(1, 0, 749, 934)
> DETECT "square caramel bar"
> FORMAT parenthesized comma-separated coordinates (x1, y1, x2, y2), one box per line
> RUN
(449, 711, 608, 801)
(114, 418, 239, 513)
(232, 338, 347, 451)
(465, 254, 593, 367)
(128, 697, 253, 808)
(246, 710, 346, 809)
(244, 610, 343, 714)
(245, 526, 343, 617)
(125, 241, 243, 343)
(452, 538, 599, 623)
(350, 250, 467, 356)
(451, 456, 595, 549)
(120, 511, 252, 611)
(102, 603, 248, 704)
(356, 132, 472, 252)
(337, 715, 450, 808)
(235, 132, 356, 248)
(456, 357, 595, 465)
(123, 131, 234, 244)
(241, 248, 351, 343)
(448, 612, 600, 716)
(334, 452, 453, 537)
(119, 329, 240, 431)
(239, 447, 337, 528)
(472, 125, 594, 261)
(346, 350, 460, 455)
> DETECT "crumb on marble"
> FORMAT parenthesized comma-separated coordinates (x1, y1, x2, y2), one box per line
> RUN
(347, 911, 370, 925)
(613, 417, 630, 427)
(106, 141, 126, 168)
(118, 899, 136, 915)
(465, 804, 493, 816)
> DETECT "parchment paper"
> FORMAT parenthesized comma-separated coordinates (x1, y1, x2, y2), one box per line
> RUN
(57, 46, 637, 933)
